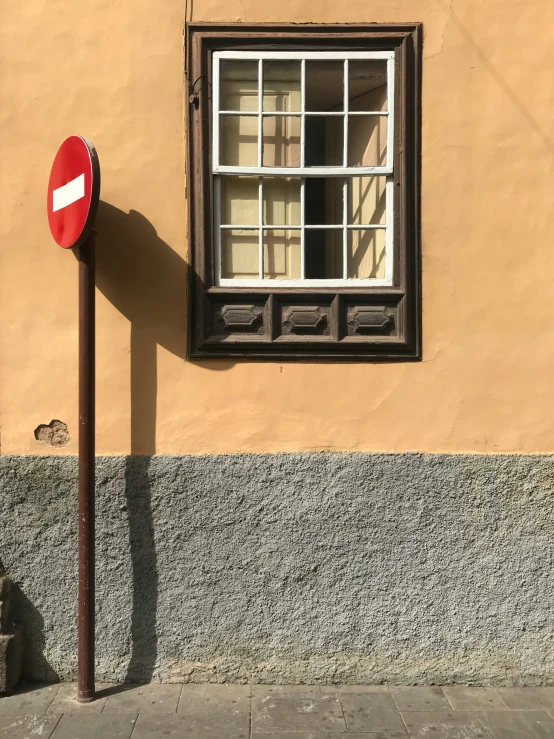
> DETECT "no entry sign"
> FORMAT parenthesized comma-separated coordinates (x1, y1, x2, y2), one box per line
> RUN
(47, 136, 100, 248)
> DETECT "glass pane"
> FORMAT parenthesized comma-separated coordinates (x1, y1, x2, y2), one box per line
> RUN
(348, 115, 387, 167)
(347, 229, 386, 279)
(305, 178, 344, 225)
(305, 117, 343, 167)
(349, 61, 388, 112)
(305, 61, 343, 111)
(263, 61, 301, 112)
(348, 176, 386, 225)
(305, 229, 343, 279)
(221, 229, 259, 279)
(263, 178, 301, 226)
(263, 229, 301, 279)
(220, 176, 259, 226)
(220, 115, 258, 167)
(220, 61, 259, 111)
(262, 116, 301, 167)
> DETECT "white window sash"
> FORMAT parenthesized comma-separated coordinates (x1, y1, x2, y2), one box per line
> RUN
(212, 50, 395, 288)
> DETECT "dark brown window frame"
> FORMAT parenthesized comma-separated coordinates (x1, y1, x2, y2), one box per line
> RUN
(186, 22, 422, 361)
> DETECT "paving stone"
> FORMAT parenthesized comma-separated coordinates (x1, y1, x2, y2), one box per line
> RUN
(252, 735, 406, 739)
(176, 685, 251, 733)
(252, 693, 346, 733)
(50, 712, 137, 739)
(132, 712, 250, 738)
(179, 683, 251, 711)
(0, 713, 61, 739)
(321, 684, 390, 693)
(401, 711, 488, 738)
(251, 734, 324, 739)
(341, 693, 407, 734)
(102, 683, 181, 713)
(476, 709, 554, 738)
(47, 682, 111, 713)
(252, 684, 321, 695)
(391, 687, 451, 712)
(494, 687, 554, 710)
(443, 686, 508, 711)
(0, 682, 60, 713)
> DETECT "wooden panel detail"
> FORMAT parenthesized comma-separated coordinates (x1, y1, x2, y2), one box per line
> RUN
(281, 304, 331, 336)
(346, 305, 396, 336)
(213, 302, 266, 335)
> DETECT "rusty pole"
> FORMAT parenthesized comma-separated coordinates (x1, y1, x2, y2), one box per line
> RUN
(77, 230, 96, 703)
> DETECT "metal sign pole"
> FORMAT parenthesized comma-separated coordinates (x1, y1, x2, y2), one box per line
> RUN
(77, 229, 96, 703)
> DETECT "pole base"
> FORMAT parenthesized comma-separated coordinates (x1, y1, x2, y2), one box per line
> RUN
(77, 692, 96, 704)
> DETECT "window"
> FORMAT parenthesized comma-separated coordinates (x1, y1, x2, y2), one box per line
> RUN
(187, 24, 421, 361)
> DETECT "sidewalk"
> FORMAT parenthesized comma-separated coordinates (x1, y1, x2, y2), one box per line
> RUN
(1, 682, 554, 738)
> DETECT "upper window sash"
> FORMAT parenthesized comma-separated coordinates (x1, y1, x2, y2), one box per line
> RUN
(212, 50, 395, 176)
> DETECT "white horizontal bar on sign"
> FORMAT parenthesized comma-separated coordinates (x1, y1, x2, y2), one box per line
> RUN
(218, 277, 394, 288)
(52, 173, 85, 212)
(214, 51, 395, 61)
(214, 166, 393, 176)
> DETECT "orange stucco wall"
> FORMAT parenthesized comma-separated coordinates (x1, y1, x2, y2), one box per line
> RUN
(2, 1, 554, 455)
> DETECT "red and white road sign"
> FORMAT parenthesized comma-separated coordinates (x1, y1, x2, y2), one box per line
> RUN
(47, 136, 100, 248)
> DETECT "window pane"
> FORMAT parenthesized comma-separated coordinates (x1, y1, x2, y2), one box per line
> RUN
(263, 178, 301, 226)
(220, 176, 259, 226)
(220, 61, 259, 111)
(305, 229, 343, 279)
(348, 61, 388, 112)
(347, 229, 386, 279)
(263, 229, 301, 279)
(305, 61, 343, 112)
(348, 115, 387, 167)
(348, 176, 386, 225)
(263, 61, 301, 112)
(305, 117, 343, 167)
(305, 178, 343, 225)
(262, 116, 301, 167)
(221, 229, 259, 279)
(220, 115, 258, 166)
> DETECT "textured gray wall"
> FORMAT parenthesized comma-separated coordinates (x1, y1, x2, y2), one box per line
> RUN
(0, 453, 553, 686)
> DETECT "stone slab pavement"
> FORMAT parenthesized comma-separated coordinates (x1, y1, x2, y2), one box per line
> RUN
(2, 683, 554, 738)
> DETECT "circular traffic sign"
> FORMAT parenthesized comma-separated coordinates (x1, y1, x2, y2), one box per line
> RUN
(47, 136, 100, 248)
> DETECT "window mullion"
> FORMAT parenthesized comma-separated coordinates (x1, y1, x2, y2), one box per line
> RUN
(386, 55, 395, 171)
(258, 59, 263, 168)
(342, 179, 348, 279)
(213, 55, 220, 168)
(214, 176, 221, 285)
(343, 59, 349, 168)
(300, 178, 305, 280)
(259, 177, 263, 280)
(300, 59, 306, 279)
(300, 59, 306, 168)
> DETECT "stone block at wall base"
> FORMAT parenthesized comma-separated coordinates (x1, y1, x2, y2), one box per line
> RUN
(0, 631, 22, 693)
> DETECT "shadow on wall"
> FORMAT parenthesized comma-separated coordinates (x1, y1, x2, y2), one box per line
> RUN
(94, 203, 232, 682)
(12, 585, 59, 683)
(95, 202, 185, 682)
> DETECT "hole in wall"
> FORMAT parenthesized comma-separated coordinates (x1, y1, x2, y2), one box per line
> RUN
(33, 420, 71, 448)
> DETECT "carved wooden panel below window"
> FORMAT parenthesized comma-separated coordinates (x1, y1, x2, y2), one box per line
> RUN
(346, 304, 397, 337)
(213, 301, 267, 337)
(281, 304, 331, 337)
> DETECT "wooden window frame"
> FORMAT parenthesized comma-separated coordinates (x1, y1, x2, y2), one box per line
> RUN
(186, 23, 422, 362)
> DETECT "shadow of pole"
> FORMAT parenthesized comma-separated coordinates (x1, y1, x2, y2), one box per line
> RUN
(95, 203, 188, 682)
(94, 202, 232, 682)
